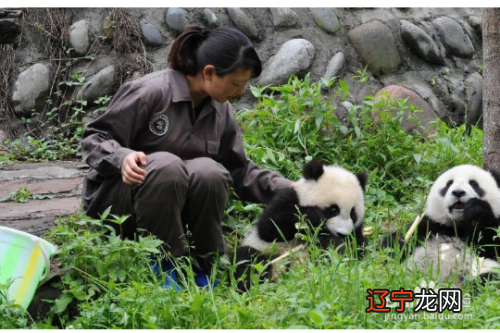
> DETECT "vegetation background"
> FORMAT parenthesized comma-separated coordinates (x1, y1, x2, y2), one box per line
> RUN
(0, 75, 497, 329)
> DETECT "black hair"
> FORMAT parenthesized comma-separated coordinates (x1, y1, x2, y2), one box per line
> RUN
(168, 25, 262, 78)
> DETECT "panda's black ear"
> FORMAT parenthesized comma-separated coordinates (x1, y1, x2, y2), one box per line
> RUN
(487, 168, 500, 188)
(303, 160, 324, 181)
(356, 172, 368, 191)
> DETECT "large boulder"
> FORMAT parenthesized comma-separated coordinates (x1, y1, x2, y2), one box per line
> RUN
(400, 20, 443, 64)
(464, 72, 483, 126)
(310, 8, 340, 34)
(77, 65, 115, 104)
(270, 8, 299, 28)
(12, 63, 51, 118)
(432, 16, 474, 58)
(348, 20, 401, 75)
(258, 39, 315, 87)
(166, 8, 189, 34)
(375, 85, 439, 135)
(69, 20, 90, 56)
(227, 8, 260, 39)
(432, 73, 467, 124)
(140, 20, 164, 47)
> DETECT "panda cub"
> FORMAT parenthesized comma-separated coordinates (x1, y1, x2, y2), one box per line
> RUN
(385, 164, 500, 283)
(234, 160, 368, 291)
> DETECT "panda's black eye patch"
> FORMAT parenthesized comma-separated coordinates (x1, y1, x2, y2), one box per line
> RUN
(325, 205, 340, 218)
(350, 207, 357, 223)
(440, 179, 454, 197)
(469, 179, 485, 197)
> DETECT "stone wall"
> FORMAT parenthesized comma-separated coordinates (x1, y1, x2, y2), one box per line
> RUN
(0, 8, 483, 144)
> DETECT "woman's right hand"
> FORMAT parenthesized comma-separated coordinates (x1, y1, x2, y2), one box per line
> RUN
(121, 151, 148, 185)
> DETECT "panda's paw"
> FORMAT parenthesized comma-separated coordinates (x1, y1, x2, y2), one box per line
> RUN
(464, 198, 494, 222)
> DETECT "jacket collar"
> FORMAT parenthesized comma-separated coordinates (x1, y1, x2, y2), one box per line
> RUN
(168, 67, 221, 116)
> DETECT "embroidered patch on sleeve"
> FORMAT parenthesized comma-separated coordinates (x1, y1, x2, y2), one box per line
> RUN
(149, 115, 169, 136)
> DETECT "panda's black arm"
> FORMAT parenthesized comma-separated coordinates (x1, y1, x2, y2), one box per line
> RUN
(463, 198, 500, 258)
(256, 188, 301, 243)
(463, 198, 498, 229)
(381, 216, 435, 261)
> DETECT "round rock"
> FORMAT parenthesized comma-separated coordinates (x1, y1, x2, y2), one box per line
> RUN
(77, 65, 115, 104)
(464, 72, 483, 125)
(310, 8, 340, 34)
(140, 20, 164, 47)
(270, 8, 299, 28)
(348, 20, 401, 76)
(227, 8, 260, 40)
(432, 16, 474, 59)
(69, 20, 90, 56)
(468, 16, 482, 36)
(12, 63, 51, 118)
(258, 39, 315, 87)
(203, 9, 219, 28)
(375, 85, 438, 135)
(400, 20, 443, 64)
(166, 8, 189, 34)
(323, 52, 345, 81)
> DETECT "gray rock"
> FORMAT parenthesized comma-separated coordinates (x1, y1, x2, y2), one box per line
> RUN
(464, 72, 482, 125)
(468, 15, 482, 36)
(12, 63, 51, 118)
(323, 52, 346, 81)
(77, 65, 115, 104)
(310, 8, 340, 34)
(432, 72, 467, 124)
(270, 8, 299, 28)
(400, 20, 443, 64)
(70, 55, 114, 78)
(336, 101, 353, 128)
(203, 9, 219, 27)
(227, 8, 260, 39)
(140, 20, 164, 47)
(69, 20, 90, 56)
(432, 16, 474, 58)
(258, 39, 315, 87)
(166, 8, 189, 34)
(348, 20, 401, 75)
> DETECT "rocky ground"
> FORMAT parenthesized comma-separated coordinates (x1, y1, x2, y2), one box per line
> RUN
(0, 161, 87, 236)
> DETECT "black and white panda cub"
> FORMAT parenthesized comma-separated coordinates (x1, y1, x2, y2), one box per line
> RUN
(385, 165, 500, 283)
(234, 160, 368, 291)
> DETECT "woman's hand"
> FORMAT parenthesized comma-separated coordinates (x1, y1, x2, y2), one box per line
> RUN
(121, 151, 148, 185)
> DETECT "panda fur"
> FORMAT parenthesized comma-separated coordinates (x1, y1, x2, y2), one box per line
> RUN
(234, 160, 368, 291)
(385, 164, 500, 283)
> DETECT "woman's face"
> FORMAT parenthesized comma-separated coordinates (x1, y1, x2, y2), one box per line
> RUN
(202, 66, 253, 104)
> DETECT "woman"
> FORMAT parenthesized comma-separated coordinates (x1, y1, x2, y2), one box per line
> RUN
(81, 26, 291, 289)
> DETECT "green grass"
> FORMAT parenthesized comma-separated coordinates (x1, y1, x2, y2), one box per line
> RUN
(1, 76, 498, 328)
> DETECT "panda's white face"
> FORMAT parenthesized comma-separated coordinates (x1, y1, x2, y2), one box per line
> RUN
(293, 166, 365, 236)
(426, 165, 500, 225)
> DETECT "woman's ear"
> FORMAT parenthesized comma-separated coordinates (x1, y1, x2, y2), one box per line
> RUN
(202, 65, 216, 82)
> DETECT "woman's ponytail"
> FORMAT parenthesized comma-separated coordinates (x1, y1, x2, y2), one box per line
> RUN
(168, 25, 262, 78)
(168, 25, 209, 76)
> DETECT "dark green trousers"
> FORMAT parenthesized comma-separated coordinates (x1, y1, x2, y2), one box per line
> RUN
(83, 152, 232, 257)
